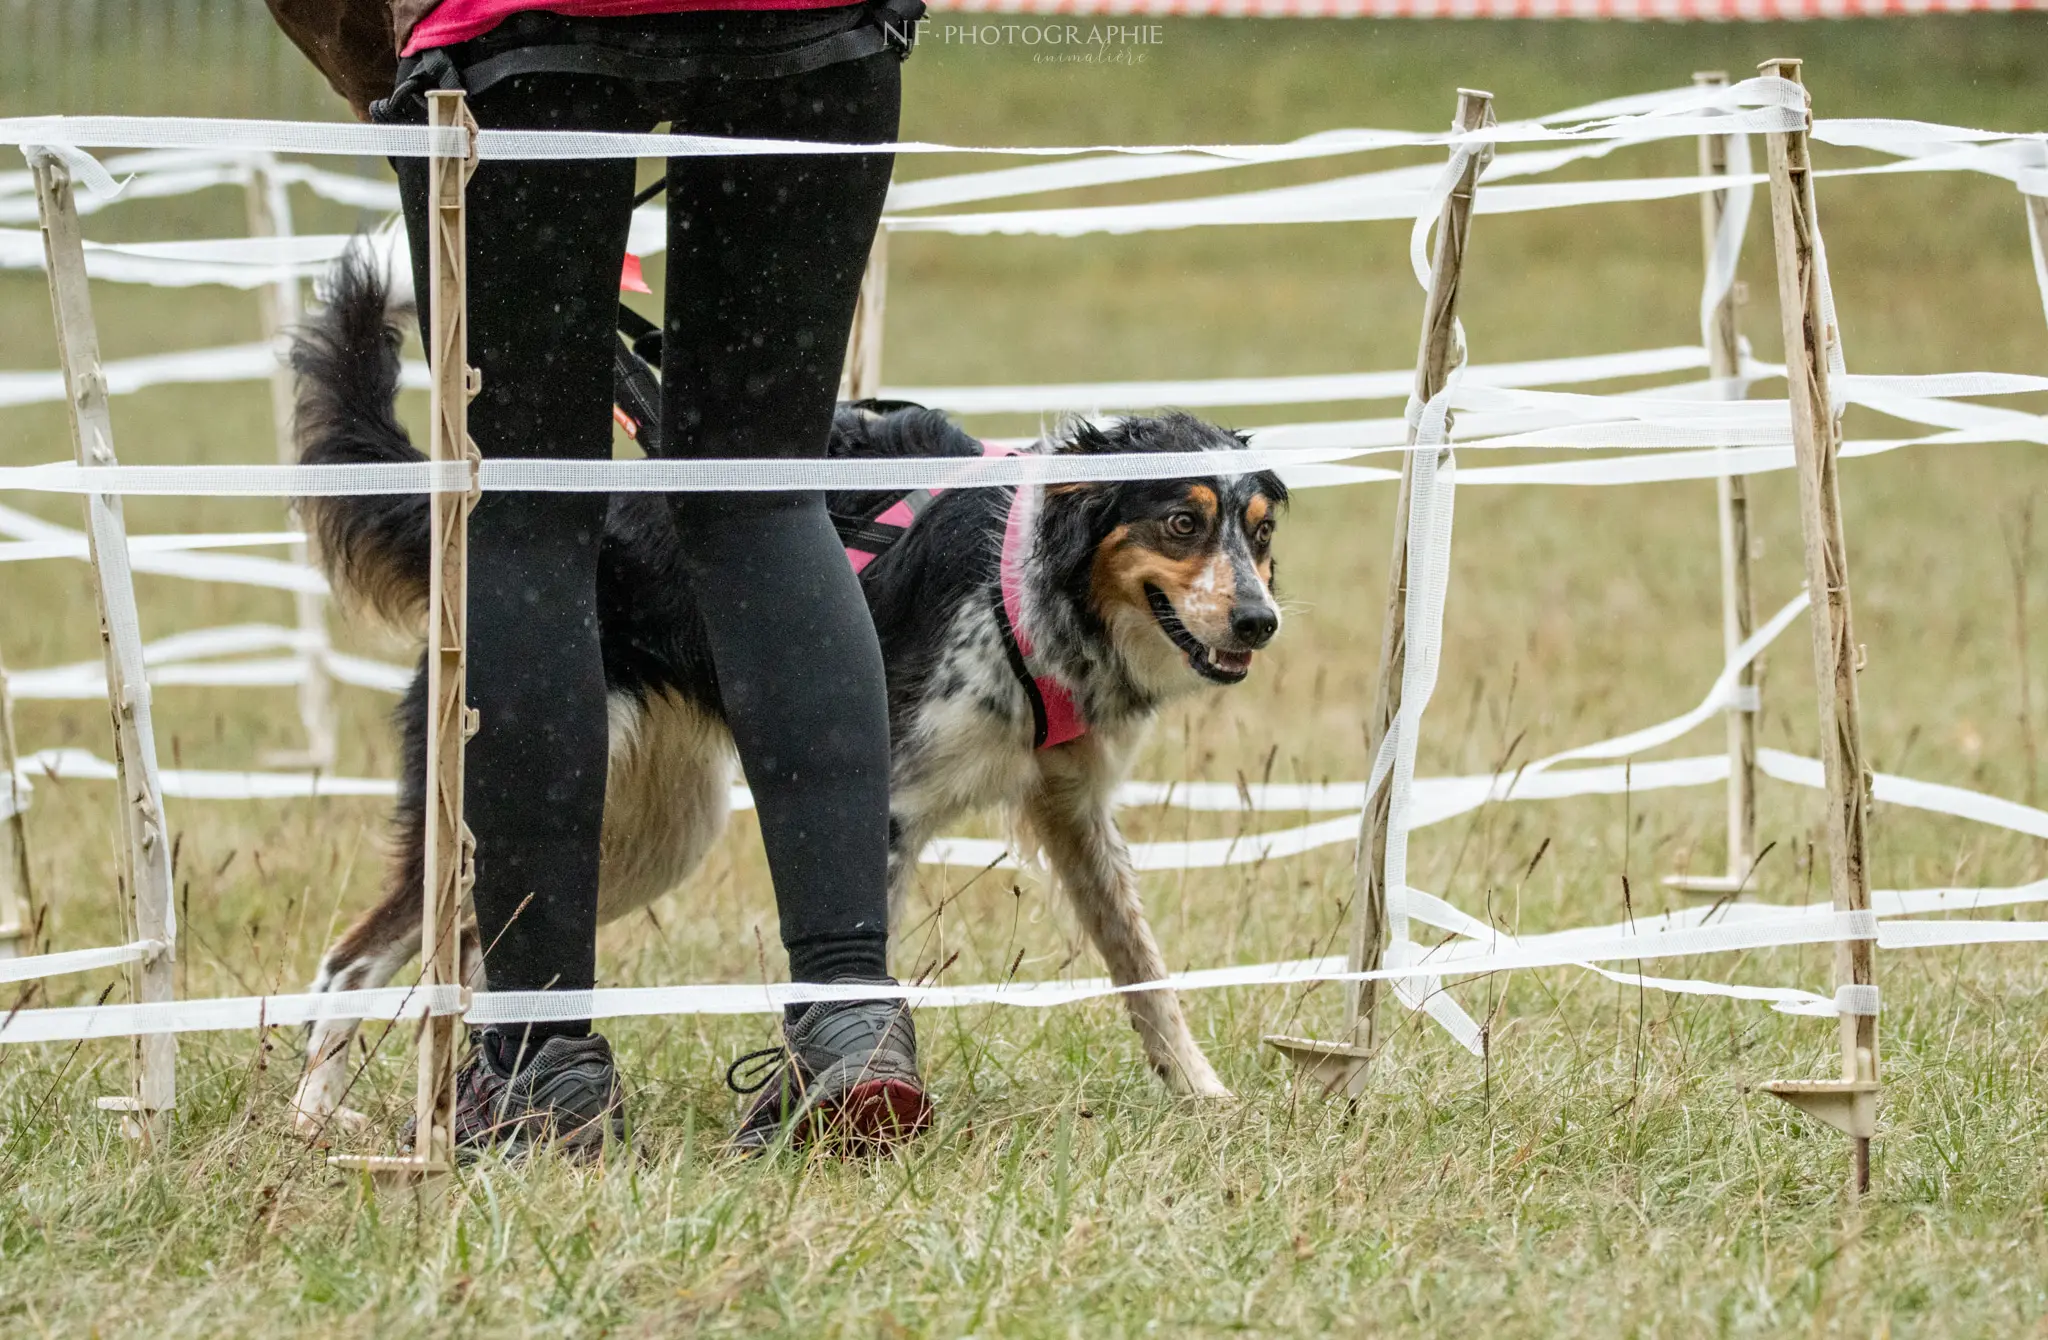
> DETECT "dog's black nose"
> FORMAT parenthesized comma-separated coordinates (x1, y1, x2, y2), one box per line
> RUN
(1231, 604, 1278, 649)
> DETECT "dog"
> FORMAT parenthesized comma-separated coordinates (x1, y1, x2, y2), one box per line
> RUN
(287, 255, 1286, 1136)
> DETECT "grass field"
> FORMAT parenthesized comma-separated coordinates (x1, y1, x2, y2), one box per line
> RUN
(3, 15, 2047, 1336)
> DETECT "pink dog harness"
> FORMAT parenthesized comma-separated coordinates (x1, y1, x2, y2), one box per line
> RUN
(993, 482, 1087, 749)
(838, 449, 1086, 750)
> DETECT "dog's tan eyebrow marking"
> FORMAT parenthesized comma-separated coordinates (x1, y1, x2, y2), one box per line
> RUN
(1182, 485, 1218, 519)
(1244, 495, 1270, 528)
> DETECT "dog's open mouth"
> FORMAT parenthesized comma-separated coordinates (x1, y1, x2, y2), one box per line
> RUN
(1145, 586, 1253, 685)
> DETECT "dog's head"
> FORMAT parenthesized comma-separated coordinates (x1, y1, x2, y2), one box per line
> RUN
(1037, 413, 1287, 699)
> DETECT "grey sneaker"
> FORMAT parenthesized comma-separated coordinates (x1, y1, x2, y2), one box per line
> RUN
(401, 1028, 625, 1161)
(726, 979, 933, 1156)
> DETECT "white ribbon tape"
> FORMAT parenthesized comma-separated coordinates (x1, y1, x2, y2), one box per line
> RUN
(1834, 984, 1881, 1016)
(21, 748, 396, 802)
(7, 623, 408, 700)
(0, 903, 1914, 1045)
(0, 81, 1807, 168)
(886, 345, 1710, 415)
(18, 143, 124, 201)
(0, 984, 468, 1045)
(0, 532, 305, 561)
(1878, 919, 2048, 948)
(0, 90, 1753, 231)
(7, 424, 2027, 505)
(0, 446, 1361, 498)
(0, 939, 161, 986)
(5, 897, 2031, 1045)
(0, 501, 326, 594)
(2027, 177, 2048, 331)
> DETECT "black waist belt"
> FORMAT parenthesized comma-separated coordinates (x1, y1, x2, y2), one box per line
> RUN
(375, 0, 925, 118)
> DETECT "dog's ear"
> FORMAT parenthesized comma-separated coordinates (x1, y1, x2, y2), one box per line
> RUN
(1037, 478, 1124, 590)
(1063, 417, 1121, 456)
(1226, 429, 1289, 509)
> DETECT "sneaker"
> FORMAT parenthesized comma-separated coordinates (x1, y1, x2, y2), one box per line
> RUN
(726, 979, 933, 1156)
(401, 1028, 625, 1161)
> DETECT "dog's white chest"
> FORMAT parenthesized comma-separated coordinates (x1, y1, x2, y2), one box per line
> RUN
(896, 686, 1038, 818)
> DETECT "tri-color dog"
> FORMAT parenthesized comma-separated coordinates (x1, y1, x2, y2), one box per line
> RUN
(287, 257, 1286, 1135)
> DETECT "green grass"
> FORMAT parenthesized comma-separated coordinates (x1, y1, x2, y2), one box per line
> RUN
(3, 14, 2048, 1336)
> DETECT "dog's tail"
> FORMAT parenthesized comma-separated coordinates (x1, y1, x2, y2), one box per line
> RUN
(290, 248, 429, 631)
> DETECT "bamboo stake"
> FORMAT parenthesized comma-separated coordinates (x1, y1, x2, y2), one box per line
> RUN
(0, 644, 31, 959)
(245, 155, 337, 772)
(31, 150, 177, 1138)
(331, 91, 477, 1180)
(839, 227, 889, 402)
(1668, 70, 1760, 899)
(1755, 58, 1880, 1198)
(1265, 88, 1495, 1097)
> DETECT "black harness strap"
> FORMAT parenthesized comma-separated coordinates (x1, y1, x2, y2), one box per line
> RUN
(452, 27, 892, 98)
(990, 586, 1051, 750)
(832, 484, 936, 549)
(616, 302, 662, 363)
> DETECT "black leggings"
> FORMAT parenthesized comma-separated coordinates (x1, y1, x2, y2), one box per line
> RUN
(395, 40, 899, 1025)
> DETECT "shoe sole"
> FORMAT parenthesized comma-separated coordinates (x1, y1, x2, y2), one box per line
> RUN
(805, 1077, 933, 1152)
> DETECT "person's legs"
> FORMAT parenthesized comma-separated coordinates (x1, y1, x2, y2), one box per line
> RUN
(659, 53, 901, 989)
(396, 72, 643, 1049)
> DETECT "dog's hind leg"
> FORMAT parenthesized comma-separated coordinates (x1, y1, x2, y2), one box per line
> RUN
(883, 807, 940, 931)
(1025, 751, 1231, 1099)
(292, 870, 426, 1142)
(295, 883, 485, 1144)
(294, 674, 433, 1143)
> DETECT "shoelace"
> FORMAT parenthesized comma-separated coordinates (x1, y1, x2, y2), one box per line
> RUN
(725, 1045, 792, 1096)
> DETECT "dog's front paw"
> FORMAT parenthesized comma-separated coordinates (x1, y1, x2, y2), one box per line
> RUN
(1162, 1054, 1233, 1100)
(290, 1102, 333, 1144)
(329, 1105, 373, 1135)
(290, 1062, 374, 1145)
(291, 1102, 372, 1146)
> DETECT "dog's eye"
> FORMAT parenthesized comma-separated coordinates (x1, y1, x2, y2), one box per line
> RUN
(1164, 511, 1199, 538)
(1254, 520, 1275, 548)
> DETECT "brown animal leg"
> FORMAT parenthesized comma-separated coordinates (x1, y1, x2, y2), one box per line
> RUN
(1026, 751, 1230, 1098)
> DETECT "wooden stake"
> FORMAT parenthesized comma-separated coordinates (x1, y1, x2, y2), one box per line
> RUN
(1753, 58, 1880, 1198)
(31, 151, 177, 1138)
(331, 91, 477, 1181)
(245, 156, 337, 772)
(1668, 70, 1761, 899)
(1266, 88, 1495, 1096)
(412, 88, 477, 1174)
(839, 226, 888, 402)
(0, 643, 32, 960)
